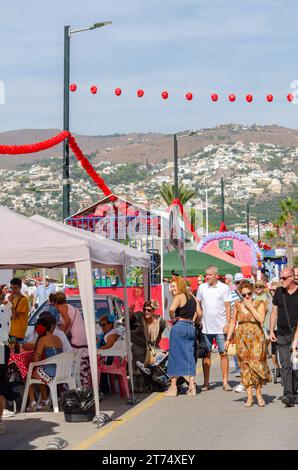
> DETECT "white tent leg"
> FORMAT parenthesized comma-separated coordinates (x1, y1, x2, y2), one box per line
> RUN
(75, 259, 102, 420)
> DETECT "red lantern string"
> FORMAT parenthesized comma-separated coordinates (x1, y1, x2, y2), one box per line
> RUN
(211, 93, 218, 102)
(161, 90, 169, 100)
(229, 94, 236, 102)
(185, 92, 193, 101)
(90, 86, 98, 94)
(266, 94, 273, 102)
(246, 94, 253, 103)
(170, 199, 200, 242)
(137, 89, 144, 97)
(115, 88, 122, 96)
(287, 93, 294, 102)
(70, 84, 77, 92)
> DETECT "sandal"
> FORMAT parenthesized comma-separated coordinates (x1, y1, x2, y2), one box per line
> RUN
(244, 400, 254, 407)
(26, 401, 37, 412)
(186, 387, 196, 396)
(163, 386, 177, 397)
(45, 438, 68, 450)
(37, 400, 51, 411)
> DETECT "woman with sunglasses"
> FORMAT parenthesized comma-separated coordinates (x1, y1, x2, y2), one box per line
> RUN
(130, 300, 167, 392)
(225, 280, 271, 407)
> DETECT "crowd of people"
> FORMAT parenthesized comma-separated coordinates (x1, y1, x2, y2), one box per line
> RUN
(162, 265, 298, 409)
(0, 265, 298, 434)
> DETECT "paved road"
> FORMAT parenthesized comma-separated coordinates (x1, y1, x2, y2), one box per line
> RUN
(1, 354, 297, 450)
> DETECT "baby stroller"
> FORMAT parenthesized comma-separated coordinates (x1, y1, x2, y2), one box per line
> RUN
(136, 349, 188, 394)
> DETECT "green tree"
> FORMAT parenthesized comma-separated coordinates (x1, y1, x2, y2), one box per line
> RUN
(159, 182, 195, 206)
(276, 196, 298, 267)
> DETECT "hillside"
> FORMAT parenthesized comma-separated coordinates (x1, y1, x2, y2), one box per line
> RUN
(1, 123, 298, 169)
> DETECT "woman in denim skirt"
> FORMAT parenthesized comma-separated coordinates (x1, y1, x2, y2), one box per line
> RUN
(165, 277, 202, 396)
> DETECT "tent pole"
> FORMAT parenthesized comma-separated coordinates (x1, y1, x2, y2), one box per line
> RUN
(123, 263, 136, 404)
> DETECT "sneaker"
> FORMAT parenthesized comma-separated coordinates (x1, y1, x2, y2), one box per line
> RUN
(136, 361, 151, 376)
(234, 384, 246, 393)
(0, 422, 5, 434)
(2, 409, 15, 418)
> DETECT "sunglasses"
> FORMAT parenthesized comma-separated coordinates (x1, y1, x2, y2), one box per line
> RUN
(255, 285, 264, 288)
(242, 292, 253, 298)
(280, 275, 293, 281)
(235, 281, 241, 284)
(144, 308, 153, 312)
(99, 323, 107, 328)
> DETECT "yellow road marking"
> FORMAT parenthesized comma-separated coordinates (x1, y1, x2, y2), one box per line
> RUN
(72, 393, 164, 450)
(73, 354, 220, 450)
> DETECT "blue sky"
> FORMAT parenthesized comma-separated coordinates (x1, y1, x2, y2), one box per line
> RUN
(1, 0, 298, 134)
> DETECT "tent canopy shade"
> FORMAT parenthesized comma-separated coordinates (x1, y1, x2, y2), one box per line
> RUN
(0, 206, 150, 270)
(0, 205, 150, 420)
(163, 250, 241, 277)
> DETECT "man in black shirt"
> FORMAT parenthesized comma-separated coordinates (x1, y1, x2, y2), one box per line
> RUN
(270, 267, 298, 407)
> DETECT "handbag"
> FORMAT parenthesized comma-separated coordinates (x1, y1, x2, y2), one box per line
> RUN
(227, 343, 236, 356)
(144, 344, 156, 366)
(195, 323, 209, 358)
(66, 308, 78, 342)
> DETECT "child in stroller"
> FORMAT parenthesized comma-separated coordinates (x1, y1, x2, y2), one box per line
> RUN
(136, 349, 188, 393)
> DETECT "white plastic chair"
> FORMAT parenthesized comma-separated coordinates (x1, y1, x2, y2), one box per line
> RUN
(97, 339, 128, 359)
(21, 352, 77, 413)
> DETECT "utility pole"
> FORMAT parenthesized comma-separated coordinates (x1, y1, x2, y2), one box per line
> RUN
(221, 177, 225, 222)
(63, 25, 70, 221)
(173, 133, 179, 199)
(246, 202, 250, 237)
(257, 219, 261, 241)
(205, 179, 209, 236)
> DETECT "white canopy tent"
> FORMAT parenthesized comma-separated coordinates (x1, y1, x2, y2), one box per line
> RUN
(0, 206, 150, 420)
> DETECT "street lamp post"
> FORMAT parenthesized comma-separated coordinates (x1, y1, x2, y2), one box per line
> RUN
(221, 177, 225, 223)
(62, 21, 112, 221)
(246, 202, 250, 237)
(173, 134, 179, 199)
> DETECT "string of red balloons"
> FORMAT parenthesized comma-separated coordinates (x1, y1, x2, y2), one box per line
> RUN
(69, 84, 294, 102)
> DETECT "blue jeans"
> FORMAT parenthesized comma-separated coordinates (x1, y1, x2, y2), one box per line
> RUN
(202, 333, 226, 354)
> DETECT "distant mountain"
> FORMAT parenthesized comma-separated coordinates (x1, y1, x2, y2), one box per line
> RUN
(1, 123, 298, 169)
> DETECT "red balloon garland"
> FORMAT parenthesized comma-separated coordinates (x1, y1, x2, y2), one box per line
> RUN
(0, 131, 112, 197)
(70, 84, 77, 92)
(246, 94, 253, 102)
(229, 94, 236, 102)
(161, 90, 169, 99)
(266, 94, 273, 102)
(211, 93, 218, 102)
(185, 92, 193, 101)
(137, 89, 144, 97)
(90, 86, 98, 94)
(115, 88, 122, 96)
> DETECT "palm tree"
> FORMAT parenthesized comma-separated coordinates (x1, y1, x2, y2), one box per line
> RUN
(276, 196, 298, 267)
(159, 182, 195, 206)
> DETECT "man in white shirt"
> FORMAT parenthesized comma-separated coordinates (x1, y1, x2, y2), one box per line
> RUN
(35, 277, 56, 307)
(197, 265, 232, 391)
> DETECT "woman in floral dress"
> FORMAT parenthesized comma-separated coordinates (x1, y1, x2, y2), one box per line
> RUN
(225, 280, 271, 407)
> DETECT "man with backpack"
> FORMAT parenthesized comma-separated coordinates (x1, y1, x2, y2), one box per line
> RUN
(270, 267, 298, 407)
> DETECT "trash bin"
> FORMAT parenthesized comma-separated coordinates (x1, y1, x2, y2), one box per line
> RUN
(62, 389, 96, 423)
